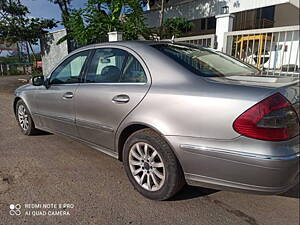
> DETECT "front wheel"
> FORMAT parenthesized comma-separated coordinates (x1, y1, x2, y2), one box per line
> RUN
(15, 100, 38, 135)
(123, 129, 185, 200)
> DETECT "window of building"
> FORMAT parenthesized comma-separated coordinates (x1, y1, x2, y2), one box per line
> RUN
(207, 17, 216, 30)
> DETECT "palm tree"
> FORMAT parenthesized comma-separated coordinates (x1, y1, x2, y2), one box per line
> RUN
(48, 0, 72, 51)
(48, 0, 71, 23)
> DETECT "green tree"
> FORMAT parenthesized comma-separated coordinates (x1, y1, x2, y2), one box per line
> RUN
(163, 17, 192, 38)
(58, 0, 148, 46)
(0, 0, 57, 62)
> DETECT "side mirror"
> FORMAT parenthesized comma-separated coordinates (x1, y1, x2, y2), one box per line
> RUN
(32, 75, 45, 86)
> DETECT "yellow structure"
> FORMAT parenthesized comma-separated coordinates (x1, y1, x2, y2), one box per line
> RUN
(236, 34, 273, 66)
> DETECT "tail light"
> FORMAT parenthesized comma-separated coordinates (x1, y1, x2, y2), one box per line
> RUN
(233, 93, 299, 141)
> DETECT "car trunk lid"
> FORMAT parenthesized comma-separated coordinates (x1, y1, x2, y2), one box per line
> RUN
(208, 75, 299, 104)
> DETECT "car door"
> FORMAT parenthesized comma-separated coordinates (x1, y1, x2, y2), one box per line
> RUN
(75, 47, 150, 150)
(34, 50, 91, 137)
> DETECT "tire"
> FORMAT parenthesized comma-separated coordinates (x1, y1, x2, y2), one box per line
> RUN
(123, 128, 185, 200)
(15, 100, 38, 135)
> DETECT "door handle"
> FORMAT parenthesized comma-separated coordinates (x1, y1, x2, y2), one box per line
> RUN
(63, 92, 74, 99)
(112, 94, 130, 103)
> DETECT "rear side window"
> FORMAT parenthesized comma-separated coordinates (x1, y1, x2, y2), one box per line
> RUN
(86, 48, 127, 83)
(85, 48, 147, 83)
(152, 43, 258, 77)
(121, 55, 147, 83)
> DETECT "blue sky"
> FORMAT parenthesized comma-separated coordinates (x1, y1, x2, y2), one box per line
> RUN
(22, 0, 86, 30)
(22, 0, 149, 30)
(1, 0, 148, 55)
(0, 0, 85, 55)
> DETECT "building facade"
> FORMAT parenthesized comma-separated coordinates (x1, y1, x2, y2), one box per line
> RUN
(41, 0, 299, 76)
(144, 0, 299, 36)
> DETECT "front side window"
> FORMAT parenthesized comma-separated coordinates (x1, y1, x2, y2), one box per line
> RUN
(152, 43, 259, 77)
(50, 51, 89, 84)
(85, 48, 147, 83)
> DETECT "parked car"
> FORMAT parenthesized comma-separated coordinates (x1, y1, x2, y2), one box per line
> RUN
(14, 41, 299, 200)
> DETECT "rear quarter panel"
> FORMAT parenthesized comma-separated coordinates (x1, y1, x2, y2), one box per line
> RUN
(117, 42, 281, 140)
(119, 76, 277, 140)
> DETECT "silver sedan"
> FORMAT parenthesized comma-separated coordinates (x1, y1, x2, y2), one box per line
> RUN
(14, 41, 299, 200)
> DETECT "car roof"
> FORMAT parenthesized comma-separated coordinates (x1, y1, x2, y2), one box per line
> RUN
(76, 40, 174, 51)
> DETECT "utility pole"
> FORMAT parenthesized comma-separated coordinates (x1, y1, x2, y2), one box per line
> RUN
(17, 42, 25, 74)
(25, 42, 31, 62)
(159, 0, 165, 39)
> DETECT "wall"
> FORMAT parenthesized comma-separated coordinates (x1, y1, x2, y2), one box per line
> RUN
(144, 0, 295, 28)
(144, 0, 225, 28)
(40, 29, 68, 76)
(274, 3, 300, 27)
(227, 0, 290, 13)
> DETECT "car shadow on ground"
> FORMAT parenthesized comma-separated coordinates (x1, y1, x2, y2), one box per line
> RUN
(280, 183, 299, 199)
(31, 130, 53, 136)
(169, 185, 219, 201)
(170, 182, 300, 201)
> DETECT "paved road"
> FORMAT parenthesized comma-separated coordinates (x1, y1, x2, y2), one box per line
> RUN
(0, 76, 299, 225)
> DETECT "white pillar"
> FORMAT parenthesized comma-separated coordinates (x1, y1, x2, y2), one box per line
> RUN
(108, 31, 123, 42)
(215, 14, 235, 51)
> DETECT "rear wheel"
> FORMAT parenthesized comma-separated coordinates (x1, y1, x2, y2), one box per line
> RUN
(15, 100, 38, 135)
(123, 128, 185, 200)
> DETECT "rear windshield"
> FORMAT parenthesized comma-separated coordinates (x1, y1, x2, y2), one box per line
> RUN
(151, 43, 259, 77)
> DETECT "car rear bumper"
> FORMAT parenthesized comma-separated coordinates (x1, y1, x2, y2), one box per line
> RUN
(165, 135, 299, 194)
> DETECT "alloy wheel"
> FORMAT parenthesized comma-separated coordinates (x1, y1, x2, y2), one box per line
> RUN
(18, 105, 29, 131)
(128, 142, 166, 192)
